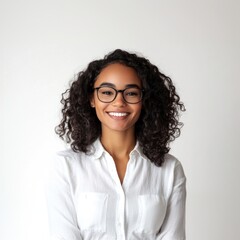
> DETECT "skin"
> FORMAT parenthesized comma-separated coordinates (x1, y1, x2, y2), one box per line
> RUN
(90, 63, 142, 183)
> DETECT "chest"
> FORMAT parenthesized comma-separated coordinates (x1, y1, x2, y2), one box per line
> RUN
(69, 155, 169, 239)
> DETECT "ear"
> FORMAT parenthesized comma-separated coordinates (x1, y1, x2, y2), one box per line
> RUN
(90, 96, 95, 108)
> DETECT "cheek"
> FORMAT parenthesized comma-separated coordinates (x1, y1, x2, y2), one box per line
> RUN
(93, 108, 102, 123)
(136, 104, 142, 114)
(133, 104, 142, 120)
(94, 102, 108, 119)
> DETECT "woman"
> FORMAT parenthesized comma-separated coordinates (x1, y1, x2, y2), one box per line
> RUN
(47, 49, 186, 240)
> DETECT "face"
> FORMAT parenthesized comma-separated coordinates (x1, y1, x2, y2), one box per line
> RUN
(91, 63, 142, 134)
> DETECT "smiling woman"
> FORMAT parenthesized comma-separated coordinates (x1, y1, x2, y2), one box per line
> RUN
(47, 49, 186, 240)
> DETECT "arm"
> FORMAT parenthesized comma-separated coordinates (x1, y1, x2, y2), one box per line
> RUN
(46, 154, 83, 240)
(157, 161, 187, 240)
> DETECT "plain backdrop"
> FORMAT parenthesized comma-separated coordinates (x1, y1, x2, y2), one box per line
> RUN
(1, 0, 240, 239)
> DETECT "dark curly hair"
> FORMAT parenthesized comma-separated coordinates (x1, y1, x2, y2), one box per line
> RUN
(56, 49, 185, 166)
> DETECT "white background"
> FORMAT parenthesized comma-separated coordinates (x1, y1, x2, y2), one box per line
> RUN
(1, 0, 240, 239)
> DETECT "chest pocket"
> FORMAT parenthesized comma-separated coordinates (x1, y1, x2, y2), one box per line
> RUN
(75, 192, 108, 232)
(135, 194, 167, 235)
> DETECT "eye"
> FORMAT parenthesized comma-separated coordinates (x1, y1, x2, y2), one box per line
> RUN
(101, 91, 113, 95)
(125, 89, 140, 97)
(98, 87, 115, 96)
(127, 92, 138, 96)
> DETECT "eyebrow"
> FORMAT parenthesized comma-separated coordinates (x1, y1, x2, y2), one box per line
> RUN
(99, 82, 141, 88)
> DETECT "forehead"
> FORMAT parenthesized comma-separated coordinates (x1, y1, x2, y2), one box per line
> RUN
(94, 63, 142, 87)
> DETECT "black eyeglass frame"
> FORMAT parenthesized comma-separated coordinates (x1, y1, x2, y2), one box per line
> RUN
(93, 86, 144, 104)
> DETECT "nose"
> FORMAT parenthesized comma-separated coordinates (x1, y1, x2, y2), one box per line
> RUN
(112, 91, 126, 107)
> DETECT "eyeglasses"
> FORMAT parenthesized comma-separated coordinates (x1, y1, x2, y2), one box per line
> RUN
(93, 86, 144, 104)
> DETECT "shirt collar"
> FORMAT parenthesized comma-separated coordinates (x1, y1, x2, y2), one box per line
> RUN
(88, 138, 105, 160)
(88, 138, 149, 161)
(130, 141, 148, 161)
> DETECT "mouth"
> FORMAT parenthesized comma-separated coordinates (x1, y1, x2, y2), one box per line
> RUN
(107, 112, 129, 118)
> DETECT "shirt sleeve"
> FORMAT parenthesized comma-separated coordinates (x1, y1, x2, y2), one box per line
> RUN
(46, 154, 83, 240)
(156, 161, 187, 240)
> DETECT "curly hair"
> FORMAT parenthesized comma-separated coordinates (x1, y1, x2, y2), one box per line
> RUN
(56, 49, 185, 166)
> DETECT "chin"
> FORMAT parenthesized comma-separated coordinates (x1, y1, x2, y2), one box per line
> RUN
(103, 124, 135, 133)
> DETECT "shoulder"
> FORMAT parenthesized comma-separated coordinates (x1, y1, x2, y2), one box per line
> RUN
(56, 148, 80, 161)
(56, 144, 96, 163)
(141, 151, 186, 181)
(148, 153, 186, 186)
(163, 154, 185, 174)
(145, 153, 184, 172)
(136, 142, 184, 175)
(48, 148, 94, 184)
(51, 148, 91, 174)
(53, 139, 103, 171)
(162, 153, 186, 180)
(163, 153, 186, 190)
(53, 149, 80, 168)
(154, 154, 186, 199)
(56, 138, 103, 161)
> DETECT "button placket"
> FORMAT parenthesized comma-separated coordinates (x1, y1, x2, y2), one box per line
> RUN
(117, 189, 125, 240)
(104, 151, 134, 239)
(103, 152, 126, 238)
(116, 153, 136, 239)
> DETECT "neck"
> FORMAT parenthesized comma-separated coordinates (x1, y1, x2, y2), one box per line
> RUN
(100, 129, 136, 159)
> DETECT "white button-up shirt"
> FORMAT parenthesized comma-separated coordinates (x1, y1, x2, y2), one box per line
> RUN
(46, 139, 186, 240)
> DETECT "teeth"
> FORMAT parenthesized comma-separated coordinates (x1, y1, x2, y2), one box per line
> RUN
(109, 112, 128, 117)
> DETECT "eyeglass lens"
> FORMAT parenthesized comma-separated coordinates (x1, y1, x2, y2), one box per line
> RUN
(97, 87, 142, 103)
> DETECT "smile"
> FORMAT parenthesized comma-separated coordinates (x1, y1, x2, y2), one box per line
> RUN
(108, 112, 128, 117)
